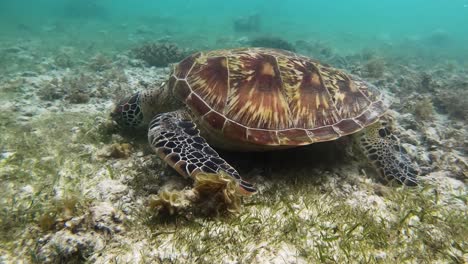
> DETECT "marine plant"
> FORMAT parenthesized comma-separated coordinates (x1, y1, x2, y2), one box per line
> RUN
(132, 42, 186, 67)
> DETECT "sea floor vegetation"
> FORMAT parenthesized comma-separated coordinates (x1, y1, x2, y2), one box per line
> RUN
(0, 34, 466, 263)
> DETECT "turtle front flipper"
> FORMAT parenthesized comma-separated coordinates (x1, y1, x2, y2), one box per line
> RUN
(359, 122, 418, 186)
(148, 110, 256, 196)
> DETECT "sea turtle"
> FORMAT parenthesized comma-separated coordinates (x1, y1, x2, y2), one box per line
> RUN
(112, 47, 418, 196)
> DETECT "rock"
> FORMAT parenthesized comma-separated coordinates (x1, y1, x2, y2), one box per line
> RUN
(90, 202, 125, 235)
(399, 129, 420, 146)
(95, 179, 128, 201)
(424, 126, 441, 145)
(36, 230, 105, 263)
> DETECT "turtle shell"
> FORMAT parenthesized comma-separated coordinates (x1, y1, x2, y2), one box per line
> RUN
(168, 48, 388, 147)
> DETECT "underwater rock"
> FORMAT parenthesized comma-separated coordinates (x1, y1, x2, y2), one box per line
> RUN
(132, 42, 186, 67)
(423, 126, 442, 146)
(90, 202, 125, 235)
(36, 230, 105, 263)
(95, 179, 129, 202)
(249, 36, 296, 52)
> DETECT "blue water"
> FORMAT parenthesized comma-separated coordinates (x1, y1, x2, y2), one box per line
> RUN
(1, 0, 467, 60)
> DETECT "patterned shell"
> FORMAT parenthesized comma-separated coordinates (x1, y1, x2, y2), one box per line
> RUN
(168, 48, 388, 146)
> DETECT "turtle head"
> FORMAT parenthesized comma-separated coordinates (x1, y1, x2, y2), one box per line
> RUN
(111, 92, 144, 128)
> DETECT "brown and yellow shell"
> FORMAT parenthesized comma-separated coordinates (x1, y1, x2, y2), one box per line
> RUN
(168, 48, 388, 147)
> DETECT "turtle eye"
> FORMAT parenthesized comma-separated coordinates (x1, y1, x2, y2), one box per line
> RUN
(378, 127, 390, 138)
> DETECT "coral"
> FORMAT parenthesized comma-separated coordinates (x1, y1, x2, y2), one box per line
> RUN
(37, 78, 64, 101)
(233, 13, 261, 33)
(88, 53, 112, 72)
(63, 73, 93, 104)
(435, 85, 468, 120)
(132, 42, 186, 67)
(364, 58, 385, 78)
(412, 97, 435, 121)
(37, 72, 96, 103)
(249, 36, 296, 52)
(419, 72, 435, 92)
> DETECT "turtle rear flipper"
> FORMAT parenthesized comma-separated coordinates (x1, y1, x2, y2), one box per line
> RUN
(359, 123, 419, 186)
(148, 110, 256, 195)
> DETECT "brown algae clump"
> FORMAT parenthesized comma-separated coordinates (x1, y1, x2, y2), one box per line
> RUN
(192, 171, 245, 214)
(148, 171, 245, 216)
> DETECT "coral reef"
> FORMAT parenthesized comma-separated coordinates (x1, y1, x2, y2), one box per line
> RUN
(233, 14, 261, 33)
(132, 42, 186, 67)
(249, 36, 296, 52)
